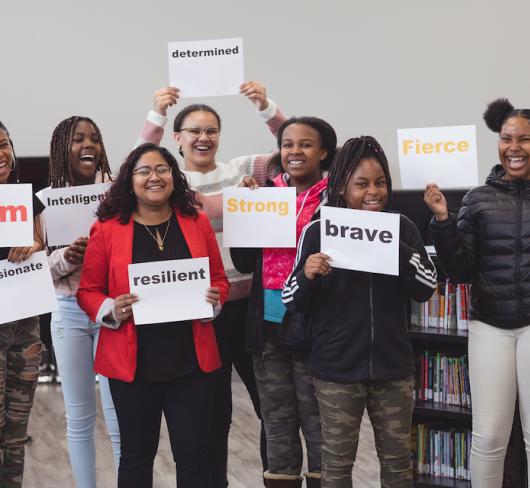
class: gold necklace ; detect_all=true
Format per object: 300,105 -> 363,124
137,216 -> 171,251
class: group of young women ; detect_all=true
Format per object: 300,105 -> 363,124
0,88 -> 529,488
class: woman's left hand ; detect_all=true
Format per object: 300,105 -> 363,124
240,81 -> 268,111
205,287 -> 220,306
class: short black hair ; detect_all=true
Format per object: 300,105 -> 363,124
268,116 -> 337,174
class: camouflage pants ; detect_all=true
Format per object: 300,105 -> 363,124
314,376 -> 414,488
253,332 -> 322,475
0,316 -> 41,488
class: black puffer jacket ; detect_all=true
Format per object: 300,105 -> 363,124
431,165 -> 530,329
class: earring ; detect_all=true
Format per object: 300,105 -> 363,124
9,156 -> 15,172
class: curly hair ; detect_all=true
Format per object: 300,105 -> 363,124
327,136 -> 392,208
97,143 -> 201,224
49,116 -> 112,188
483,98 -> 530,133
0,121 -> 18,183
268,116 -> 337,175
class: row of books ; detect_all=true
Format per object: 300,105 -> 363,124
414,351 -> 471,407
410,280 -> 471,330
412,424 -> 471,480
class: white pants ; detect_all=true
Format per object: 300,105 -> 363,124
469,320 -> 530,487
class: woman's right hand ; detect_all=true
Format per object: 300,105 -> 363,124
424,183 -> 449,221
112,294 -> 139,322
304,253 -> 332,280
154,87 -> 180,116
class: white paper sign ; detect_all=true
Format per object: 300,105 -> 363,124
320,207 -> 400,276
397,125 -> 478,189
168,37 -> 244,98
0,184 -> 34,247
129,257 -> 212,325
42,183 -> 110,247
0,251 -> 58,325
223,187 -> 297,248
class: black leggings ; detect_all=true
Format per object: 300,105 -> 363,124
212,299 -> 268,487
109,371 -> 216,488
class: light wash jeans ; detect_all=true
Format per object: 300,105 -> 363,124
468,320 -> 530,488
51,295 -> 120,488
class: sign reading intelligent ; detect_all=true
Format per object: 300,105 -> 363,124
397,125 -> 478,190
42,183 -> 110,247
168,37 -> 244,98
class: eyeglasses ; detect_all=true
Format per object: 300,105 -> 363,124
132,165 -> 173,178
179,127 -> 220,138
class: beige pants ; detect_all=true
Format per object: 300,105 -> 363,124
468,319 -> 530,488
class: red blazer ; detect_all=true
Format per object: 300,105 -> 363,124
77,209 -> 229,382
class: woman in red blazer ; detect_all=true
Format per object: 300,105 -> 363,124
77,143 -> 229,488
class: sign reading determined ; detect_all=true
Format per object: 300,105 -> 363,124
167,37 -> 244,98
128,257 -> 213,325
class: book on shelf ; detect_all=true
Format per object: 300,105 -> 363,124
414,351 -> 471,408
410,279 -> 470,331
413,423 -> 471,480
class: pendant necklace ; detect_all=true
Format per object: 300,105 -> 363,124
138,216 -> 171,251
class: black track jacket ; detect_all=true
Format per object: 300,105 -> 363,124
282,213 -> 436,384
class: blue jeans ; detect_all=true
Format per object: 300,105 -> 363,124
51,295 -> 120,488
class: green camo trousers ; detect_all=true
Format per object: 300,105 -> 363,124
0,316 -> 41,488
253,332 -> 322,475
314,376 -> 414,488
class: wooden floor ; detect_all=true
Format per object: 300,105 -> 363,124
24,377 -> 380,487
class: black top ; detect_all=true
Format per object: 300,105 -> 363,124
132,213 -> 198,381
431,164 -> 530,329
0,189 -> 45,261
283,214 -> 437,383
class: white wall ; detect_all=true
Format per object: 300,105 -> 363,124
2,0 -> 529,187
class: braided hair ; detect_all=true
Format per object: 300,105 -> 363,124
0,121 -> 18,183
483,98 -> 530,133
97,143 -> 201,224
328,136 -> 392,208
49,116 -> 112,188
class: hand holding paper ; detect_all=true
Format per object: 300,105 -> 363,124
154,86 -> 180,116
424,184 -> 449,221
240,81 -> 268,111
304,253 -> 332,280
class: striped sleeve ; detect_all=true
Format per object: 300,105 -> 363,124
134,110 -> 167,148
282,220 -> 320,311
399,216 -> 437,303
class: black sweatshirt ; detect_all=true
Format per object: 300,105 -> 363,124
282,213 -> 436,384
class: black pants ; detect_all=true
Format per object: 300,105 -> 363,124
109,371 -> 216,488
213,299 -> 268,487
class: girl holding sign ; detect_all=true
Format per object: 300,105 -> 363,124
0,121 -> 44,487
136,81 -> 285,484
231,116 -> 337,488
283,136 -> 436,488
44,116 -> 119,488
424,99 -> 530,488
77,143 -> 229,488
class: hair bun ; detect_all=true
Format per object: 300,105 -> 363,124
483,98 -> 515,133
